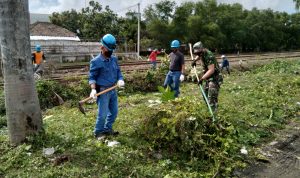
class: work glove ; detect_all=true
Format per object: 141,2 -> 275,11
117,80 -> 125,88
179,74 -> 185,82
198,78 -> 203,85
90,89 -> 97,99
191,61 -> 197,67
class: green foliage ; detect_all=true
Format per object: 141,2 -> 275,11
50,0 -> 118,40
0,78 -> 90,117
158,86 -> 175,102
35,78 -> 89,109
49,0 -> 300,52
253,60 -> 300,74
294,0 -> 300,10
144,0 -> 176,23
138,96 -> 240,174
137,60 -> 300,176
124,69 -> 166,93
0,116 -> 6,128
0,60 -> 299,177
0,91 -> 5,116
158,53 -> 170,71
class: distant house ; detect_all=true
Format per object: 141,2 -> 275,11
30,22 -> 80,42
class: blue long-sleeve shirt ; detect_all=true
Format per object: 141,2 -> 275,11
221,58 -> 229,67
89,53 -> 123,87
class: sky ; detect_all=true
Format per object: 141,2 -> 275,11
29,0 -> 298,15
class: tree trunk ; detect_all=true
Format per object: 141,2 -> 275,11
0,0 -> 42,145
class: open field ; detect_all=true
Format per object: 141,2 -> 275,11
0,59 -> 299,177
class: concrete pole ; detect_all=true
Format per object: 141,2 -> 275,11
137,3 -> 140,60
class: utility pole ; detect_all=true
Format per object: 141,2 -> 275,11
137,3 -> 140,60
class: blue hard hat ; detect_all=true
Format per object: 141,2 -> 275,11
171,40 -> 180,48
35,45 -> 41,52
100,34 -> 116,51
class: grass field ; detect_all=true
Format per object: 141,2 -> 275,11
0,59 -> 299,177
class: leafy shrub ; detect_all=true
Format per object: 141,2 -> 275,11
0,91 -> 5,116
137,97 -> 240,173
0,78 -> 90,114
35,78 -> 90,109
253,60 -> 300,74
124,69 -> 167,93
0,116 -> 6,128
157,86 -> 175,102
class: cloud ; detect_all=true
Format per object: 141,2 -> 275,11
29,0 -> 297,14
29,0 -> 85,14
218,0 -> 296,13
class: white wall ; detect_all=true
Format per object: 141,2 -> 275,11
30,41 -> 101,62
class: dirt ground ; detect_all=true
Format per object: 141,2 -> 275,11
236,114 -> 300,178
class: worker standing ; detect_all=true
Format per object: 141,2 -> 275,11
221,55 -> 230,75
163,40 -> 185,98
32,44 -> 46,74
148,48 -> 161,70
89,34 -> 125,140
191,41 -> 223,112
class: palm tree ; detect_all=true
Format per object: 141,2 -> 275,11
0,0 -> 42,145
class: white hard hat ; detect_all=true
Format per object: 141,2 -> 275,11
221,55 -> 225,58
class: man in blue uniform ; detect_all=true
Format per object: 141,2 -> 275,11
221,55 -> 230,75
89,34 -> 125,139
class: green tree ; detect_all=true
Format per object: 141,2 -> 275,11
49,0 -> 300,53
144,0 -> 176,48
50,10 -> 81,37
294,0 -> 300,9
172,2 -> 194,41
215,3 -> 246,52
185,0 -> 224,49
50,0 -> 118,40
117,11 -> 145,52
144,0 -> 176,23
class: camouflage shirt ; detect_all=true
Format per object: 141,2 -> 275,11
201,50 -> 220,80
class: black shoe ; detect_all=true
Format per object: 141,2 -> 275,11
94,132 -> 106,139
103,130 -> 119,136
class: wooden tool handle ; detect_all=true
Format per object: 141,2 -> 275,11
188,43 -> 200,82
95,85 -> 118,97
80,85 -> 118,103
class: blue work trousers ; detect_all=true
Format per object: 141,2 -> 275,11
163,71 -> 181,97
94,89 -> 118,134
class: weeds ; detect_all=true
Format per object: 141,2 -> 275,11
0,60 -> 299,177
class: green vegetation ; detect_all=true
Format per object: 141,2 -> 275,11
51,0 -> 300,52
124,69 -> 167,93
0,60 -> 299,177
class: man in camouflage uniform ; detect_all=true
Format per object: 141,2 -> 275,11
191,41 -> 222,112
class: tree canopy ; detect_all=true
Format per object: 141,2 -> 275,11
50,0 -> 300,53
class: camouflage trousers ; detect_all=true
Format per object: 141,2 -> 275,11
204,80 -> 220,112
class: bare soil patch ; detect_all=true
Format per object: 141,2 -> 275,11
238,118 -> 300,178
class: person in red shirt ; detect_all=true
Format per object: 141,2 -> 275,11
148,49 -> 160,70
